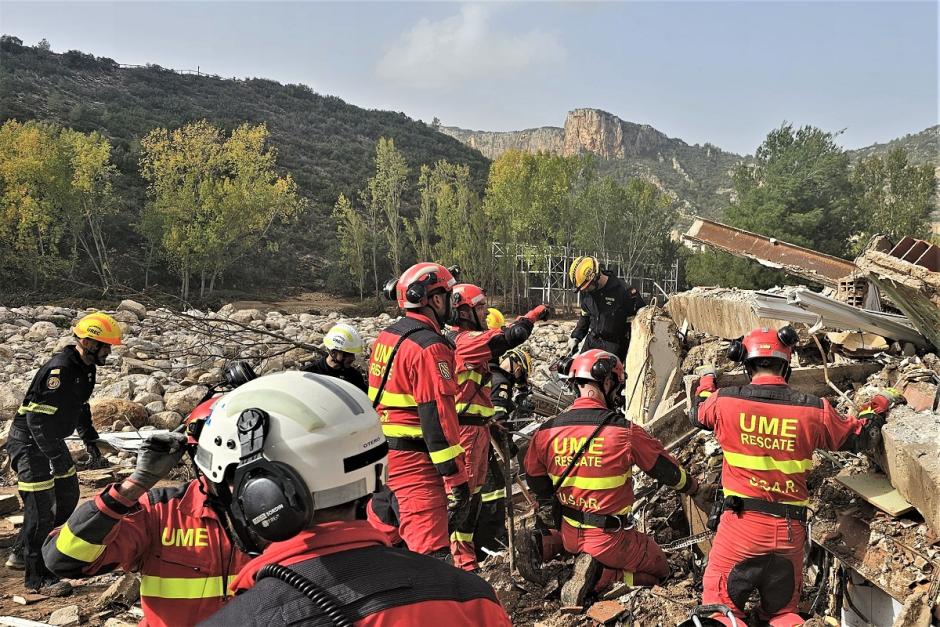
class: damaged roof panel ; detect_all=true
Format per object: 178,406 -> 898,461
683,217 -> 858,288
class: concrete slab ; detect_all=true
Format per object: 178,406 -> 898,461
835,472 -> 914,517
666,287 -> 792,340
877,406 -> 940,534
625,307 -> 681,425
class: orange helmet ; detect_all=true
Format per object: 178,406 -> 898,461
73,312 -> 122,345
394,262 -> 457,310
564,349 -> 625,385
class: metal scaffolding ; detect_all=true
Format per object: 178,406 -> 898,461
491,243 -> 679,312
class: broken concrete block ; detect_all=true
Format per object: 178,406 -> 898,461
95,573 -> 140,609
47,605 -> 81,627
0,493 -> 21,516
899,380 -> 937,413
586,600 -> 627,624
878,406 -> 940,535
80,469 -> 118,489
625,307 -> 681,425
665,287 -> 792,340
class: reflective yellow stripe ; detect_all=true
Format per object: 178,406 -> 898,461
450,531 -> 474,543
623,571 -> 634,586
17,402 -> 58,415
368,387 -> 417,408
723,452 -> 814,475
140,575 -> 232,599
381,424 -> 423,438
18,478 -> 54,492
698,391 -> 713,398
429,444 -> 463,464
669,468 -> 687,491
456,403 -> 495,417
859,408 -> 875,417
563,505 -> 632,529
54,466 -> 77,480
548,471 -> 631,490
480,489 -> 506,502
457,371 -> 484,385
721,488 -> 809,507
55,523 -> 105,563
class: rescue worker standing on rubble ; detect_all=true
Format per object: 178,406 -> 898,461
568,256 -> 645,361
365,262 -> 471,561
474,347 -> 533,559
517,349 -> 706,606
43,364 -> 258,627
300,322 -> 367,392
4,312 -> 120,595
690,326 -> 905,627
448,283 -> 548,570
197,371 -> 512,627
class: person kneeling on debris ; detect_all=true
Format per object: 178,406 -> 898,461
195,371 -> 512,627
516,349 -> 706,607
42,367 -> 259,627
300,322 -> 367,392
690,326 -> 905,627
6,312 -> 121,596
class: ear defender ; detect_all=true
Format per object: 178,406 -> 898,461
557,356 -> 574,377
382,278 -> 397,302
230,408 -> 315,543
590,356 -> 613,382
727,337 -> 746,362
777,325 -> 799,348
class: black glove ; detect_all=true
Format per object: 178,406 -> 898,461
85,441 -> 103,464
129,432 -> 188,490
447,483 -> 472,530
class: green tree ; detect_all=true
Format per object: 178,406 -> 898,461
852,148 -> 936,247
364,137 -> 409,279
333,193 -> 368,300
432,160 -> 489,285
139,120 -> 303,300
407,164 -> 436,261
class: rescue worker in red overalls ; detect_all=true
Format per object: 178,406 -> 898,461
197,371 -> 512,627
448,283 -> 548,570
365,262 -> 471,561
690,326 -> 904,627
518,349 -> 706,606
43,362 -> 257,627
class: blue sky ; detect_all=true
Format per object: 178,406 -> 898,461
1,1 -> 936,155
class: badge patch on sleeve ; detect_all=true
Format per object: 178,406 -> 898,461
437,361 -> 452,380
47,376 -> 61,390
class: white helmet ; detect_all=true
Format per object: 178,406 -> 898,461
323,323 -> 364,355
195,371 -> 387,548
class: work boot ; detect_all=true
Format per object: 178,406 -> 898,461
513,528 -> 546,585
4,550 -> 24,571
29,578 -> 73,597
561,553 -> 603,607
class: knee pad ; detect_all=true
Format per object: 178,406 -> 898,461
727,554 -> 794,614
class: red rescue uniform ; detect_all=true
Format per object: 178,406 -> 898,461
366,312 -> 467,555
692,373 -> 873,627
43,479 -> 251,627
198,520 -> 511,627
525,397 -> 695,587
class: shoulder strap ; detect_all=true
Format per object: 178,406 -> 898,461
551,410 -> 619,495
371,324 -> 426,409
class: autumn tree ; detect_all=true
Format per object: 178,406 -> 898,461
139,120 -> 303,300
332,193 -> 368,300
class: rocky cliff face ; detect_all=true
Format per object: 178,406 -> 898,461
440,108 -> 696,160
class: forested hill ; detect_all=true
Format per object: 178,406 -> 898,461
0,39 -> 490,292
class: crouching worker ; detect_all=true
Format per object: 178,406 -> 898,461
690,326 -> 904,627
516,349 -> 707,606
196,371 -> 511,626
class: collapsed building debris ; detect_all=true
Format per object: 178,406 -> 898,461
665,287 -> 795,339
624,306 -> 681,425
683,218 -> 859,289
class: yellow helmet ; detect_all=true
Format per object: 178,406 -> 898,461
73,312 -> 122,346
505,347 -> 533,376
569,256 -> 600,291
486,308 -> 506,330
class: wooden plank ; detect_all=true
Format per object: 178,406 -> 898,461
836,472 -> 915,517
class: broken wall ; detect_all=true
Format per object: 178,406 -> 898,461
624,306 -> 681,425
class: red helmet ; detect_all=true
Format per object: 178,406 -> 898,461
452,284 -> 486,309
565,349 -> 625,385
184,396 -> 220,445
729,327 -> 798,364
395,262 -> 457,310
